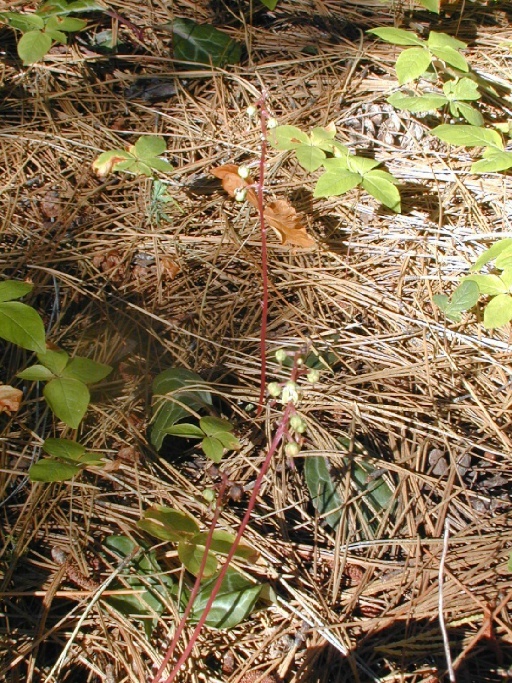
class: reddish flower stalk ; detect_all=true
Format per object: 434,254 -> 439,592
156,401 -> 295,683
255,92 -> 270,415
150,477 -> 228,683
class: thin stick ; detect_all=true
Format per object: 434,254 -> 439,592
439,518 -> 456,683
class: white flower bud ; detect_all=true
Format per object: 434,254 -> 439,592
267,117 -> 278,129
234,187 -> 247,202
306,369 -> 320,383
289,414 -> 306,434
246,104 -> 257,118
275,349 -> 287,364
238,165 -> 250,179
285,442 -> 300,457
267,382 -> 281,398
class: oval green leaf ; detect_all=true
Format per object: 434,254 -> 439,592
17,364 -> 56,381
43,437 -> 86,459
43,377 -> 90,428
170,17 -> 242,67
313,170 -> 361,198
367,27 -> 424,46
37,348 -> 69,375
395,47 -> 432,85
362,172 -> 401,212
0,301 -> 46,352
190,568 -> 263,629
0,280 -> 33,303
29,459 -> 81,482
304,455 -> 343,530
62,356 -> 112,384
178,539 -> 218,577
137,505 -> 199,542
483,293 -> 512,329
201,436 -> 224,462
432,124 -> 503,149
18,29 -> 52,64
268,125 -> 310,150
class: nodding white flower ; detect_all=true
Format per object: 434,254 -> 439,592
234,187 -> 247,202
246,104 -> 257,118
306,369 -> 320,383
275,349 -> 288,364
281,381 -> 300,405
238,165 -> 250,179
267,117 -> 278,129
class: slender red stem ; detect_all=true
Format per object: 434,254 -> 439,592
150,477 -> 227,683
159,402 -> 294,683
256,93 -> 270,415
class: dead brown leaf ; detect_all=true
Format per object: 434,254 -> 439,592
211,164 -> 258,208
0,385 -> 23,415
264,199 -> 316,248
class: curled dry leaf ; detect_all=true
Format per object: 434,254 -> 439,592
211,164 -> 258,207
0,385 -> 23,415
264,199 -> 316,248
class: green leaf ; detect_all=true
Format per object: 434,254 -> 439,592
347,156 -> 381,175
199,416 -> 234,436
164,423 -> 204,438
431,124 -> 503,149
449,279 -> 480,310
62,357 -> 112,384
0,12 -> 45,31
495,249 -> 512,270
268,125 -> 310,150
417,0 -> 440,12
427,31 -> 466,51
471,151 -> 512,173
464,274 -> 509,295
134,136 -> 167,158
17,365 -> 56,381
104,535 -> 176,638
444,77 -> 480,101
29,459 -> 81,482
430,45 -> 468,71
367,28 -> 424,47
309,125 -> 337,148
190,568 -> 263,629
0,280 -> 33,302
137,505 -> 199,542
453,102 -> 484,126
214,431 -> 241,450
151,368 -> 212,451
170,17 -> 242,67
42,438 -> 86,459
387,92 -> 447,113
295,145 -> 326,172
258,0 -> 278,8
43,377 -> 90,428
17,29 -> 52,64
483,293 -> 512,328
362,171 -> 401,212
65,0 -> 104,11
190,530 -> 258,562
37,348 -> 69,375
178,539 -> 218,577
396,47 -> 432,84
313,170 -> 361,198
0,302 -> 46,352
147,158 -> 173,174
45,15 -> 87,32
472,239 -> 512,271
304,455 -> 343,530
433,293 -> 450,313
201,436 -> 224,462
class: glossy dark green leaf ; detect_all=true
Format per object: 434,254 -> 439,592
304,455 -> 343,530
190,568 -> 263,629
170,18 -> 242,67
151,368 -> 212,451
178,538 -> 218,577
137,505 -> 200,542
